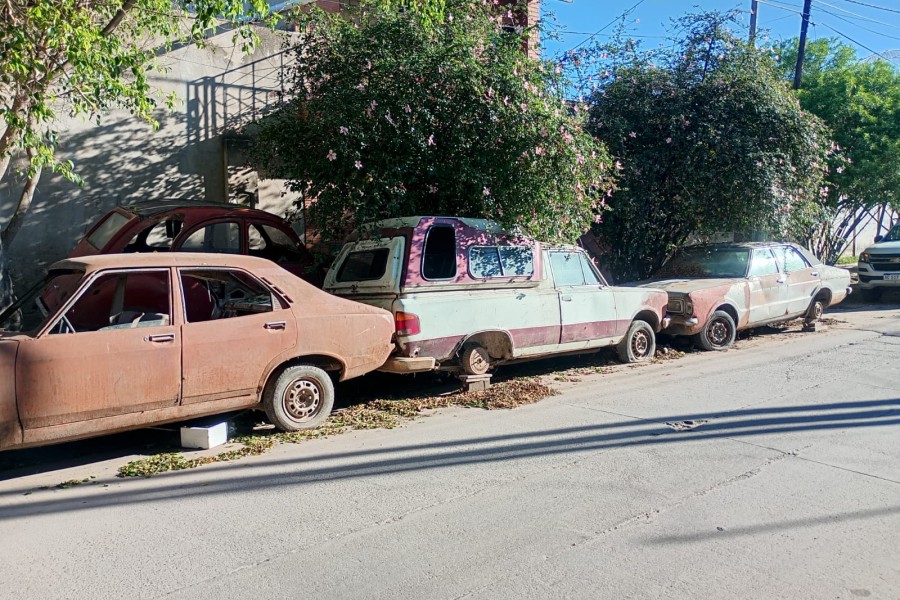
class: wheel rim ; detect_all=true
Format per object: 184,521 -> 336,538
707,318 -> 731,347
813,302 -> 824,320
631,329 -> 651,359
282,378 -> 322,423
466,349 -> 489,375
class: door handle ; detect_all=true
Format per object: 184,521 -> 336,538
776,278 -> 786,284
561,295 -> 572,302
811,271 -> 819,277
147,334 -> 175,343
264,321 -> 287,330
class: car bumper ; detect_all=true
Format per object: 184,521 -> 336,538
662,315 -> 702,336
856,271 -> 900,288
377,356 -> 437,374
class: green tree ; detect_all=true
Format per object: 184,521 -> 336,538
0,0 -> 276,313
775,38 -> 900,262
581,12 -> 834,281
247,0 -> 612,245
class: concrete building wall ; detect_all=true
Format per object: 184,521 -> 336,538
0,27 -> 300,290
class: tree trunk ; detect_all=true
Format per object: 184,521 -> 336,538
1,160 -> 42,248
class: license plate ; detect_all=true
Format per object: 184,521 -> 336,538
886,273 -> 900,281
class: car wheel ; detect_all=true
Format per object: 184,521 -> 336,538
617,320 -> 656,363
860,287 -> 883,302
697,310 -> 736,351
264,365 -> 335,431
807,297 -> 826,321
460,345 -> 491,376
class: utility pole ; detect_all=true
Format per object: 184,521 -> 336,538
793,0 -> 813,89
749,0 -> 759,45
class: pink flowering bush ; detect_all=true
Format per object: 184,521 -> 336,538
247,0 -> 612,244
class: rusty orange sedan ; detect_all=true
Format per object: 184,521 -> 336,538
0,254 -> 394,451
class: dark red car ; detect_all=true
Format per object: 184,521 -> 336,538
72,201 -> 318,282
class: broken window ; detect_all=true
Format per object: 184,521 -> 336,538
179,222 -> 241,254
52,270 -> 171,333
181,269 -> 275,323
422,225 -> 457,280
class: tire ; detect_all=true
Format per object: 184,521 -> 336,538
807,297 -> 826,321
460,345 -> 491,376
860,287 -> 883,302
696,310 -> 736,351
617,320 -> 656,363
263,365 -> 335,431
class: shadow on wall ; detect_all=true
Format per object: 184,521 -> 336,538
0,112 -> 216,289
0,47 -> 294,291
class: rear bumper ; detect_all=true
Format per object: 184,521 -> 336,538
377,356 -> 437,374
662,315 -> 701,336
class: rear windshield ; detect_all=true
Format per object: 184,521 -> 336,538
87,211 -> 132,250
337,249 -> 390,282
656,247 -> 751,279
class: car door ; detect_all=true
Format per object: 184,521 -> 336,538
774,245 -> 820,316
746,248 -> 787,324
14,269 -> 181,433
178,268 -> 297,405
549,250 -> 618,349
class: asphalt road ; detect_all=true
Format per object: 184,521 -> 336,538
1,299 -> 899,600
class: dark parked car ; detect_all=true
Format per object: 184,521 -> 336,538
71,201 -> 319,283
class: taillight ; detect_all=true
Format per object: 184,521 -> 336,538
395,311 -> 421,336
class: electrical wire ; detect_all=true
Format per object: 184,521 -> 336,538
818,21 -> 900,62
834,0 -> 900,15
565,0 -> 649,53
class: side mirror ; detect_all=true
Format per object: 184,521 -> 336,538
874,235 -> 884,243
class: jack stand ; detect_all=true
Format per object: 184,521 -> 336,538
458,373 -> 492,392
801,320 -> 817,332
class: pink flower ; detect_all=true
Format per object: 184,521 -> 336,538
483,186 -> 491,196
836,166 -> 844,173
354,161 -> 363,169
665,137 -> 672,144
326,150 -> 337,161
629,131 -> 637,138
427,134 -> 436,146
534,146 -> 545,156
339,126 -> 349,135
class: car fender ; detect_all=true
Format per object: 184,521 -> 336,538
0,340 -> 22,450
256,349 -> 348,397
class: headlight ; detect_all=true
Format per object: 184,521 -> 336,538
685,300 -> 694,315
859,252 -> 871,263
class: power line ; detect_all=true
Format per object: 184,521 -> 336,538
817,7 -> 900,42
834,0 -> 900,15
814,0 -> 900,31
566,0 -> 649,53
819,21 -> 900,63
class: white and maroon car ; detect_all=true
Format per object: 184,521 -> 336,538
324,217 -> 670,374
631,242 -> 852,350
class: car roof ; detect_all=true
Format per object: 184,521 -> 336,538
681,241 -> 795,250
50,253 -> 280,274
116,200 -> 279,219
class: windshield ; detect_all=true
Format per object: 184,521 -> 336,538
884,225 -> 900,242
0,270 -> 84,333
655,247 -> 751,279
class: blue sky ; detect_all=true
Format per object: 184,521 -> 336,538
540,0 -> 900,64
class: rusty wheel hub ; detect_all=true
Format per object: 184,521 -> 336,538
707,319 -> 729,346
282,378 -> 322,423
631,329 -> 650,358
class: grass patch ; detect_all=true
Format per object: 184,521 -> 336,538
116,379 -> 556,478
836,255 -> 857,265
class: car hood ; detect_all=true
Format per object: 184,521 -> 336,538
627,278 -> 739,294
863,240 -> 900,254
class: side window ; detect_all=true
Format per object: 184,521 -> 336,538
179,222 -> 241,254
469,247 -> 503,278
578,254 -> 601,285
180,269 -> 275,323
248,223 -> 306,263
125,219 -> 182,253
748,249 -> 779,277
54,270 -> 171,333
422,225 -> 457,280
550,252 -> 586,287
780,247 -> 810,273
